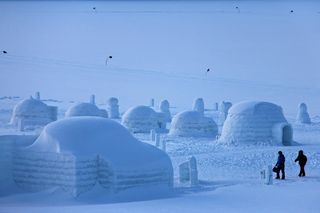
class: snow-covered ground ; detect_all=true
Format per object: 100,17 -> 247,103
1,0 -> 320,212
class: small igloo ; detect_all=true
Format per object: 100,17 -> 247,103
14,117 -> 173,197
219,101 -> 293,146
296,103 -> 311,124
65,95 -> 107,118
122,105 -> 158,133
192,98 -> 205,116
169,110 -> 218,138
159,99 -> 171,123
107,97 -> 120,119
10,96 -> 57,130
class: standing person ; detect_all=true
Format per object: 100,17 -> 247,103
275,151 -> 285,179
295,150 -> 307,177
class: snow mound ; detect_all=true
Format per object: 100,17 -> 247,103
159,99 -> 171,123
121,105 -> 158,133
192,98 -> 204,116
10,97 -> 57,129
107,97 -> 120,119
65,102 -> 107,118
169,110 -> 218,138
296,103 -> 311,124
13,117 -> 173,197
219,101 -> 293,146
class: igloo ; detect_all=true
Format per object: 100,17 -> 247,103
219,101 -> 293,146
192,98 -> 205,116
159,99 -> 171,123
296,103 -> 311,124
107,97 -> 120,119
10,96 -> 57,130
122,105 -> 159,133
169,110 -> 218,138
13,117 -> 173,197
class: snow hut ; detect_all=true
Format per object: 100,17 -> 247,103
107,97 -> 120,119
65,102 -> 107,118
14,117 -> 173,197
192,98 -> 205,116
159,99 -> 171,123
169,110 -> 218,138
296,103 -> 311,124
122,105 -> 159,133
10,97 -> 57,130
219,101 -> 293,146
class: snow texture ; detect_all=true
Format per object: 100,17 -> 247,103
296,103 -> 311,124
12,117 -> 173,197
121,105 -> 158,133
10,97 -> 57,130
169,110 -> 218,138
219,101 -> 292,146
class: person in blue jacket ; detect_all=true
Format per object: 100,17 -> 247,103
275,151 -> 285,179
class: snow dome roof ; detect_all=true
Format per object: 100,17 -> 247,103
65,102 -> 102,117
12,97 -> 49,115
29,117 -> 172,169
169,110 -> 218,137
228,101 -> 284,116
123,105 -> 156,120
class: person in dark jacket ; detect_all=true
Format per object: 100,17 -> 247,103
275,151 -> 285,179
295,150 -> 307,177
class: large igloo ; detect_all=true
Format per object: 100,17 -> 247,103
10,97 -> 57,130
122,105 -> 159,133
13,117 -> 173,197
296,103 -> 311,124
169,110 -> 218,138
218,101 -> 293,146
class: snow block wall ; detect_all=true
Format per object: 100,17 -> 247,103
169,110 -> 218,138
219,101 -> 293,146
11,117 -> 173,197
296,103 -> 311,124
0,135 -> 38,191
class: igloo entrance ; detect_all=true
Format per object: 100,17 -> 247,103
282,125 -> 292,146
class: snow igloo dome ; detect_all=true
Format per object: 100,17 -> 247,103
10,97 -> 57,127
218,101 -> 293,146
122,105 -> 158,133
169,110 -> 218,138
20,117 -> 173,197
65,102 -> 107,118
